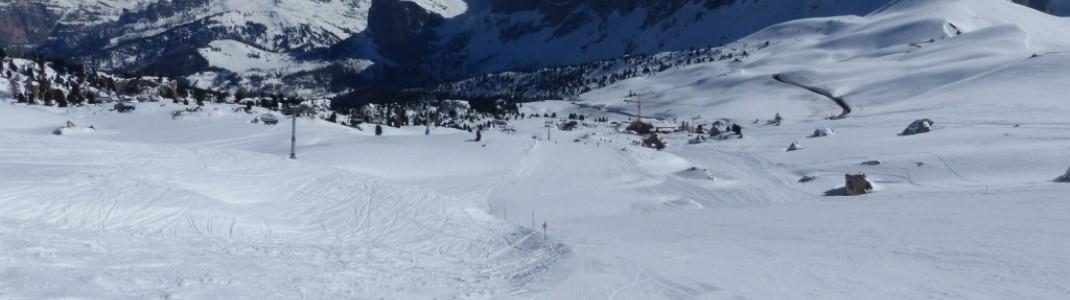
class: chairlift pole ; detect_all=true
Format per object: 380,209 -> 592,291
544,121 -> 552,141
289,112 -> 297,159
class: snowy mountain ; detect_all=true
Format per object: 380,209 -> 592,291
417,0 -> 890,78
2,0 -> 1070,298
432,0 -> 1070,103
10,0 -> 1061,97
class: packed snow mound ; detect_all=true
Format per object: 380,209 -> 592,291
671,167 -> 717,181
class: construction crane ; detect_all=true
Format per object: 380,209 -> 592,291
623,91 -> 647,133
623,91 -> 707,133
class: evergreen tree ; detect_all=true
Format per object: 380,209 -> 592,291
56,92 -> 68,107
67,93 -> 80,106
194,88 -> 207,106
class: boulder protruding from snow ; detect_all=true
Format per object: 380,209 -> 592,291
786,141 -> 803,152
860,160 -> 882,166
114,102 -> 136,113
260,113 -> 279,125
901,119 -> 934,136
1057,167 -> 1070,182
845,173 -> 874,196
810,128 -> 835,138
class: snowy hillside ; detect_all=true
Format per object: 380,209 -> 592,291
111,0 -> 370,51
579,0 -> 1070,120
17,0 -> 465,94
425,0 -> 893,77
2,0 -> 1070,298
9,0 -> 152,24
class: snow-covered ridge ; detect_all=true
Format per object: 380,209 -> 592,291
109,0 -> 371,51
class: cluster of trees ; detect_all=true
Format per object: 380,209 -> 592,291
566,113 -> 587,121
341,100 -> 516,130
0,51 -> 252,108
0,50 -> 334,118
4,55 -> 95,107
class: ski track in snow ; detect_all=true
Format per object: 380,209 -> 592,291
0,128 -> 567,298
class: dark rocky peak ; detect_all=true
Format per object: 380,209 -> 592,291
490,0 -> 744,35
367,0 -> 444,64
1013,0 -> 1054,13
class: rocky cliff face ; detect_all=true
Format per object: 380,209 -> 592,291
367,0 -> 443,65
0,1 -> 58,48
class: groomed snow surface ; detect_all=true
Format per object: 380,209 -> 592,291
3,0 -> 1070,298
0,104 -> 567,299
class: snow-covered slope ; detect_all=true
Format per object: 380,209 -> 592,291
0,103 -> 565,298
579,0 -> 1070,120
112,0 -> 369,52
2,0 -> 1070,298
